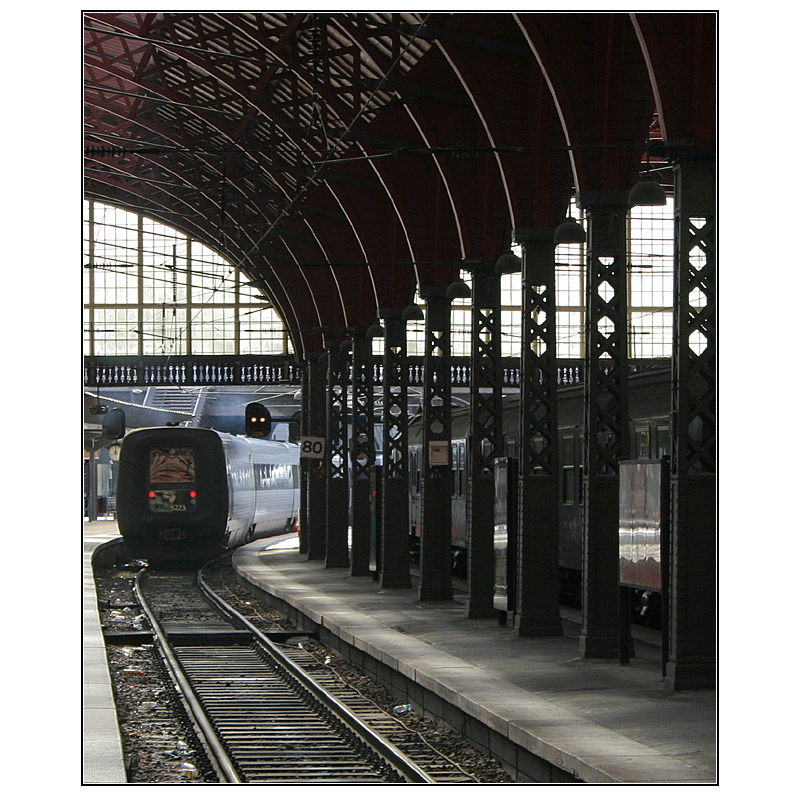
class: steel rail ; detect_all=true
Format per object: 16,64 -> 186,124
132,569 -> 243,783
197,561 -> 437,784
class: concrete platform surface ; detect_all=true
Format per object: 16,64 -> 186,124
233,540 -> 717,785
83,528 -> 127,783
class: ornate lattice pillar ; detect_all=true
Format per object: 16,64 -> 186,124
464,261 -> 503,618
298,362 -> 310,555
325,342 -> 350,567
514,228 -> 563,636
349,332 -> 375,576
418,287 -> 453,602
667,147 -> 716,690
576,191 -> 631,658
304,356 -> 327,560
379,308 -> 412,588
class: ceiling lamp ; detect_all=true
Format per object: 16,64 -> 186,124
553,216 -> 586,244
495,251 -> 522,274
628,174 -> 667,207
366,320 -> 385,338
629,147 -> 667,207
401,303 -> 424,322
446,278 -> 471,300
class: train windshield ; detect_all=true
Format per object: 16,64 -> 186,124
149,447 -> 196,483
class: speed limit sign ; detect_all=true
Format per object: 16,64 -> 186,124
299,436 -> 326,458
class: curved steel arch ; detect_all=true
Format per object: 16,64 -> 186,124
85,12 -> 716,358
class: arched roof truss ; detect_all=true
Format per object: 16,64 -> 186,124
84,11 -> 716,359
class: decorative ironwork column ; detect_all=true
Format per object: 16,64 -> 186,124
418,287 -> 453,602
349,331 -> 375,576
464,261 -> 503,618
514,228 -> 563,636
298,361 -> 309,555
379,308 -> 412,588
304,356 -> 327,560
667,147 -> 716,690
576,191 -> 631,658
325,342 -> 350,568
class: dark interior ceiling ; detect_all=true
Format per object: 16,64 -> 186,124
84,11 -> 716,360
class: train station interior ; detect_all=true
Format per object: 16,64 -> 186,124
66,8 -> 792,787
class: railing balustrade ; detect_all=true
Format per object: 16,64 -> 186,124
85,355 -> 667,389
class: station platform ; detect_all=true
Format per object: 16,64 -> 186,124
82,519 -> 127,783
83,520 -> 717,785
232,539 -> 718,785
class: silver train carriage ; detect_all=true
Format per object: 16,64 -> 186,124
116,427 -> 300,561
407,365 -> 672,607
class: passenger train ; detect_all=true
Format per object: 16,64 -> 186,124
407,365 -> 672,619
116,427 -> 300,562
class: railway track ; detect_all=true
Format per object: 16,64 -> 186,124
133,564 -> 478,784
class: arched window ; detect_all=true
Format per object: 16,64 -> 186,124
83,200 -> 293,357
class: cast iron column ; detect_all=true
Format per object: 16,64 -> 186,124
418,287 -> 454,601
667,147 -> 716,690
577,191 -> 631,658
514,228 -> 563,636
304,356 -> 327,560
350,332 -> 375,576
464,261 -> 503,618
298,362 -> 309,555
325,342 -> 350,567
379,308 -> 412,588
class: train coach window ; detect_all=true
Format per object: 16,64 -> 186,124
562,467 -> 576,504
635,428 -> 651,459
149,448 -> 196,483
505,434 -> 519,459
657,427 -> 670,459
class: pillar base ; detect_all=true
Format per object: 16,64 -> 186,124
515,614 -> 563,638
419,586 -> 454,602
379,575 -> 413,590
579,632 -> 618,658
465,603 -> 496,620
665,660 -> 716,692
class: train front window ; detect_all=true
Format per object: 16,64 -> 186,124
149,447 -> 196,483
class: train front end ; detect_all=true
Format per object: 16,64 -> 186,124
116,427 -> 229,562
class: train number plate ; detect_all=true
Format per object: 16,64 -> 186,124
149,489 -> 196,513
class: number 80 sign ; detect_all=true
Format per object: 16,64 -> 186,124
299,436 -> 325,458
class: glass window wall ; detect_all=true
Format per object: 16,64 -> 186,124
83,200 -> 293,357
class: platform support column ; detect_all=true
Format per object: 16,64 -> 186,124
325,343 -> 350,568
418,287 -> 454,602
576,191 -> 631,658
514,228 -> 563,636
298,361 -> 309,555
379,309 -> 412,588
464,260 -> 503,618
350,332 -> 375,576
666,147 -> 716,690
304,356 -> 327,560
